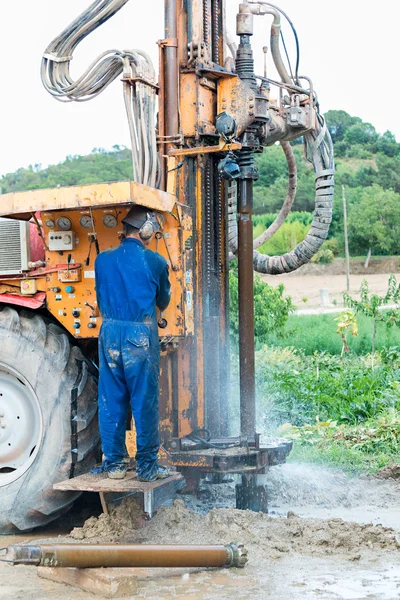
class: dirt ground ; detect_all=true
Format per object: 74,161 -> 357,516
1,464 -> 399,599
260,272 -> 397,310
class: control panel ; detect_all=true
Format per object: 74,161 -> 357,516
41,206 -> 193,340
48,231 -> 76,251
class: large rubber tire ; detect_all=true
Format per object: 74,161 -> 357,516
0,307 -> 99,533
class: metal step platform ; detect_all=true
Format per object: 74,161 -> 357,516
54,471 -> 185,518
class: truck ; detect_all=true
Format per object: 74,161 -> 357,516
0,0 -> 334,532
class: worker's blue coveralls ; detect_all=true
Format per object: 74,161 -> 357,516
94,238 -> 171,479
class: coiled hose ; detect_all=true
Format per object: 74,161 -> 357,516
253,116 -> 334,273
41,0 -> 157,187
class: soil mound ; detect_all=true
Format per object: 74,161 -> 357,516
70,499 -> 400,561
375,463 -> 400,480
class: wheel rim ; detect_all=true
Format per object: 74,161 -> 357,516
0,362 -> 43,487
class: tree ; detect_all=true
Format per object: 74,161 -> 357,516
344,122 -> 377,147
255,144 -> 289,188
324,110 -> 361,143
344,276 -> 400,367
376,131 -> 399,157
347,185 -> 400,257
375,153 -> 400,193
335,310 -> 358,358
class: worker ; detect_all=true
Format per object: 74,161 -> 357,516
92,205 -> 171,480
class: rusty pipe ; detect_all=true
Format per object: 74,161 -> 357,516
237,176 -> 256,438
2,543 -> 248,569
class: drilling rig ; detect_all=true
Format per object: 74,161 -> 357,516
0,0 -> 334,532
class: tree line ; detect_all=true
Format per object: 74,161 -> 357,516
1,110 -> 399,259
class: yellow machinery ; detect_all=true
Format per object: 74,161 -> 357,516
0,0 -> 334,531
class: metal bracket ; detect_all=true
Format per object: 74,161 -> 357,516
169,140 -> 242,157
158,38 -> 178,48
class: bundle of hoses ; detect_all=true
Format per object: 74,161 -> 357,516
41,0 -> 157,187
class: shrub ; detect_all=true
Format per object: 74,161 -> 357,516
322,237 -> 340,255
255,347 -> 400,428
255,221 -> 309,256
311,249 -> 334,264
229,264 -> 294,346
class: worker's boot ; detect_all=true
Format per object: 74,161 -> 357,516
138,464 -> 170,482
107,464 -> 127,479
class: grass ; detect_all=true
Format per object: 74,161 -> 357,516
288,443 -> 396,474
264,312 -> 400,355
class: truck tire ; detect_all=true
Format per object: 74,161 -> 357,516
0,307 -> 99,533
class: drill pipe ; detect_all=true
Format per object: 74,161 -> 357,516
164,0 -> 179,140
1,543 -> 248,569
237,177 -> 256,438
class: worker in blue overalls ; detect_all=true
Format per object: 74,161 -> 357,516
92,205 -> 171,480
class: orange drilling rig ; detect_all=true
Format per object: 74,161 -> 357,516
0,0 -> 334,532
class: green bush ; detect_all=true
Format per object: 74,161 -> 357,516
322,237 -> 340,255
311,248 -> 335,264
229,264 -> 293,347
253,220 -> 309,256
255,347 -> 400,428
345,144 -> 373,159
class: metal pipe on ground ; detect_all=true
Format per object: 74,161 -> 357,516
1,543 -> 248,569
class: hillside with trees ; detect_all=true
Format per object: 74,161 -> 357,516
1,110 -> 399,261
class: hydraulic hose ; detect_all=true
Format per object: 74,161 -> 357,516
41,0 -> 157,187
252,115 -> 334,274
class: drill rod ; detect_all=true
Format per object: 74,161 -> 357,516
237,177 -> 256,437
2,543 -> 248,569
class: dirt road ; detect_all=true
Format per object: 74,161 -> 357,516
260,272 -> 396,309
1,464 -> 399,599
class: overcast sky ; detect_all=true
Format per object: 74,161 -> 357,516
0,0 -> 399,176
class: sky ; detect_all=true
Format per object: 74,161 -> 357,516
0,0 -> 399,176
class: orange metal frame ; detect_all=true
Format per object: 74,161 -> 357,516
0,0 -> 234,445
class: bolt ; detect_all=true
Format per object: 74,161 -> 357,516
1,422 -> 6,429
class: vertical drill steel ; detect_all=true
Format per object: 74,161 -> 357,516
164,0 -> 179,140
237,175 -> 256,437
235,33 -> 258,438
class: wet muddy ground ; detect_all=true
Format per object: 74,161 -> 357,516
1,463 -> 399,599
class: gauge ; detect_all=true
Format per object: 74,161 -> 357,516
80,215 -> 94,229
45,219 -> 55,229
56,216 -> 72,231
103,214 -> 118,228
